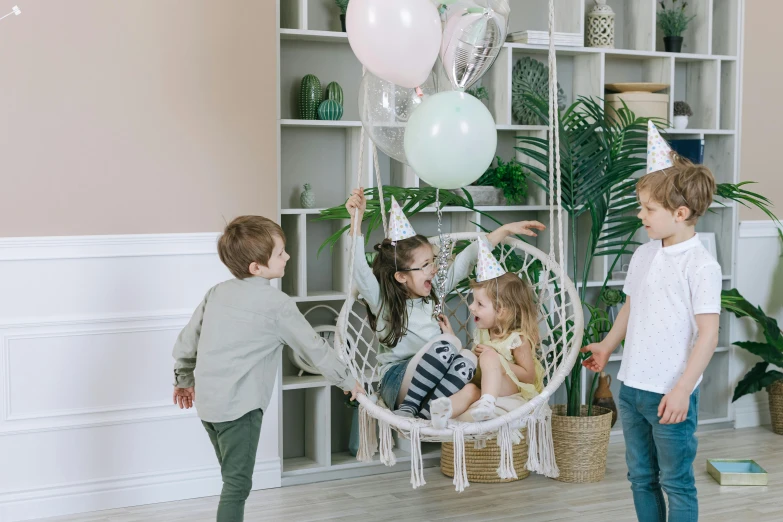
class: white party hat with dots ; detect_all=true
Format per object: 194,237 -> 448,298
388,196 -> 416,242
475,235 -> 506,282
647,120 -> 674,173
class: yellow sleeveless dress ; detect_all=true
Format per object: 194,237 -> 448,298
472,329 -> 545,401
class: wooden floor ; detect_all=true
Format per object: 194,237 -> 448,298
41,427 -> 782,522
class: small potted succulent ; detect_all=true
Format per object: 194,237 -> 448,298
657,0 -> 695,53
673,101 -> 693,129
335,0 -> 349,32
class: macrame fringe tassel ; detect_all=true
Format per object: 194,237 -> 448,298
409,424 -> 426,489
356,405 -> 378,462
452,427 -> 469,492
496,424 -> 518,480
525,403 -> 560,478
379,419 -> 396,466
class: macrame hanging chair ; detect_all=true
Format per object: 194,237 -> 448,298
334,0 -> 584,491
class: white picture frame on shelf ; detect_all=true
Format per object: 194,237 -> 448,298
699,232 -> 718,260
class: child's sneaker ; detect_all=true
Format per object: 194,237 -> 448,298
471,394 -> 497,422
430,397 -> 453,429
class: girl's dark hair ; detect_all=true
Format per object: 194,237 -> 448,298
367,234 -> 435,347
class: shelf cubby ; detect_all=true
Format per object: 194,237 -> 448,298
711,0 -> 742,57
696,204 -> 734,268
282,386 -> 330,473
655,0 -> 712,55
703,134 -> 735,184
508,0 -> 584,35
673,58 -> 719,129
603,0 -> 656,51
604,54 -> 672,102
280,39 -> 362,121
719,60 -> 738,130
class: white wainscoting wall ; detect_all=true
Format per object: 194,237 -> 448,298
732,221 -> 783,429
0,234 -> 281,522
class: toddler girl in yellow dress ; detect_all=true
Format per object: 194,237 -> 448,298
430,236 -> 544,427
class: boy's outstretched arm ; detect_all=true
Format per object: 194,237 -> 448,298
658,313 -> 719,424
277,299 -> 362,397
172,289 -> 212,408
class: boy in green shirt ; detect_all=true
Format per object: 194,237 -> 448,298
172,215 -> 362,522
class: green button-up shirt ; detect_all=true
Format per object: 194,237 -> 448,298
172,276 -> 356,423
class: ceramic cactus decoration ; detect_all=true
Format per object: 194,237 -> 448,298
317,99 -> 343,121
325,81 -> 344,106
299,74 -> 322,120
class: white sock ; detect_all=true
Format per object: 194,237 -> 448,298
472,394 -> 497,422
430,397 -> 453,429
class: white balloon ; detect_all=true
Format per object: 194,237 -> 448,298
358,70 -> 438,164
404,91 -> 498,189
346,0 -> 443,89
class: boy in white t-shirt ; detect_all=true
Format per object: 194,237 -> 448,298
582,122 -> 721,522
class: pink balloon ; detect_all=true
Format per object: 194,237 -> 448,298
346,0 -> 442,89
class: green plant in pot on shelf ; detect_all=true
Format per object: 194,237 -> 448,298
658,0 -> 696,53
723,288 -> 783,435
453,156 -> 528,207
335,0 -> 349,32
673,101 -> 693,130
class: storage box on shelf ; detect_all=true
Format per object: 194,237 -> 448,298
277,0 -> 744,485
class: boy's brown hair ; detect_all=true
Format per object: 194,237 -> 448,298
470,272 -> 540,347
636,154 -> 716,225
217,216 -> 285,279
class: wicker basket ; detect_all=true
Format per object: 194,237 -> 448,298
440,428 -> 530,483
768,381 -> 783,435
551,405 -> 613,483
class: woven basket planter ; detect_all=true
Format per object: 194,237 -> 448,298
440,428 -> 530,483
768,381 -> 783,435
552,405 -> 612,483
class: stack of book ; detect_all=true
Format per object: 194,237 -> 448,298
507,30 -> 583,46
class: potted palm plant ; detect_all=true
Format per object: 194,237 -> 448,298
723,288 -> 783,435
658,0 -> 695,53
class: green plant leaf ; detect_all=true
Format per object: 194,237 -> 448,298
732,362 -> 783,402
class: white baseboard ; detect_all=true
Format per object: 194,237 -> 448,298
734,397 -> 771,429
0,458 -> 281,522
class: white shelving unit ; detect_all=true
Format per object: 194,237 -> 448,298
276,0 -> 744,484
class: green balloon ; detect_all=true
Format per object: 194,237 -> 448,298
404,91 -> 497,189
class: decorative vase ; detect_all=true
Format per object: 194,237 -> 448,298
664,35 -> 683,53
300,183 -> 315,208
673,115 -> 689,129
348,408 -> 360,456
325,81 -> 344,106
317,99 -> 343,121
552,405 -> 613,483
592,373 -> 618,428
586,0 -> 615,49
340,14 -> 346,32
299,74 -> 322,120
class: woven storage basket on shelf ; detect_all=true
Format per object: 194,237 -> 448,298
440,428 -> 530,483
768,381 -> 783,435
551,405 -> 612,483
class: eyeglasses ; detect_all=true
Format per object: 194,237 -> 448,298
398,258 -> 436,273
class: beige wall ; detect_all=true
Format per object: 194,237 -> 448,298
740,1 -> 782,220
0,1 -> 277,237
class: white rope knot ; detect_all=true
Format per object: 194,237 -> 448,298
357,404 -> 378,462
379,419 -> 396,467
496,423 -> 518,480
451,424 -> 469,492
525,401 -> 560,478
409,421 -> 426,489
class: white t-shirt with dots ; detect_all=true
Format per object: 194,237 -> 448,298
619,233 -> 722,394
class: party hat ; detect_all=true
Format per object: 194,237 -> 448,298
646,120 -> 674,173
388,196 -> 416,242
475,235 -> 506,282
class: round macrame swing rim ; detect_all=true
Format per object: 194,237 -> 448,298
336,232 -> 584,440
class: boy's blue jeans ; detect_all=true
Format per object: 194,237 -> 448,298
618,383 -> 699,522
